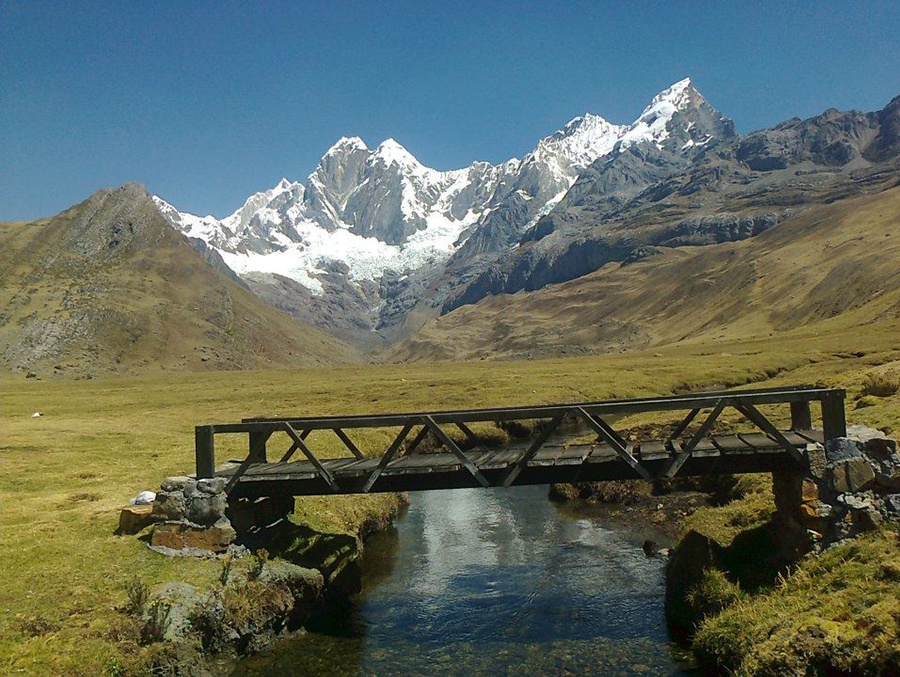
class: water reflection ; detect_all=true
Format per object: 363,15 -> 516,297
232,486 -> 695,676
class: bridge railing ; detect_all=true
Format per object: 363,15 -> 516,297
194,385 -> 846,494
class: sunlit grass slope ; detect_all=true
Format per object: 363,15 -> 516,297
0,184 -> 359,378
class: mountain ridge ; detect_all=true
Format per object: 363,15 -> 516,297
154,77 -> 731,344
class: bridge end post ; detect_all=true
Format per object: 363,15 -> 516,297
790,400 -> 812,431
195,425 -> 215,479
821,390 -> 847,443
248,430 -> 270,464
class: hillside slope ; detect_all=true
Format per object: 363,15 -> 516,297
0,183 -> 360,377
389,182 -> 900,362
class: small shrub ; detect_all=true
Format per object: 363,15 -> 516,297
222,580 -> 293,632
124,577 -> 150,616
248,548 -> 268,581
686,568 -> 745,619
861,371 -> 900,398
219,554 -> 234,587
140,600 -> 171,645
187,592 -> 228,653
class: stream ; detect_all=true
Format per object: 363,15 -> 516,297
232,485 -> 696,676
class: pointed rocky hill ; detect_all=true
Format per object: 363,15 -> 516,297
0,183 -> 360,377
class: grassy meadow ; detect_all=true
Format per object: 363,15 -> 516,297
3,319 -> 900,674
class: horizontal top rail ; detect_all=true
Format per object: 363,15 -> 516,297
203,386 -> 844,434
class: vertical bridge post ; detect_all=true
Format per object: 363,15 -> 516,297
248,430 -> 270,464
790,400 -> 812,431
820,390 -> 847,443
195,425 -> 215,479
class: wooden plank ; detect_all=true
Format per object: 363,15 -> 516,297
586,444 -> 617,463
639,440 -> 669,461
196,426 -> 215,479
796,430 -> 825,444
738,432 -> 781,450
231,385 -> 833,431
711,434 -> 755,453
821,390 -> 847,442
527,445 -> 567,466
322,458 -> 363,472
476,448 -> 512,468
554,444 -> 593,466
333,459 -> 380,477
790,401 -> 812,430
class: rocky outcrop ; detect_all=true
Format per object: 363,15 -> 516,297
150,477 -> 237,554
772,426 -> 900,556
146,556 -> 324,657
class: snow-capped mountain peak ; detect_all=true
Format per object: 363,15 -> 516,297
373,138 -> 419,166
153,76 -> 734,337
617,77 -> 724,151
325,136 -> 369,156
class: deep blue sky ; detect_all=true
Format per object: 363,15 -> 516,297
2,1 -> 899,221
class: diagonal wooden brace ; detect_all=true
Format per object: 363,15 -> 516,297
422,415 -> 490,488
669,408 -> 700,441
280,428 -> 312,463
576,407 -> 652,480
661,399 -> 726,478
333,428 -> 364,460
362,423 -> 414,493
733,401 -> 805,465
223,454 -> 256,496
405,426 -> 430,455
283,423 -> 339,493
501,411 -> 566,487
455,421 -> 478,444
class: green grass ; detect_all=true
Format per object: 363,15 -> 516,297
3,325 -> 900,674
692,526 -> 900,676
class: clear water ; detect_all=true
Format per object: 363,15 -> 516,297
232,485 -> 696,676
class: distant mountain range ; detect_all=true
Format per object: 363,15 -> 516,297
4,79 -> 900,375
154,78 -> 736,345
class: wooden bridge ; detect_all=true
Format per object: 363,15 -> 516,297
196,386 -> 846,498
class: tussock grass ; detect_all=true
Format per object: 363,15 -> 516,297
860,370 -> 900,398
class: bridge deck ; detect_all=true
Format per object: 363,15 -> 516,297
217,429 -> 824,497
